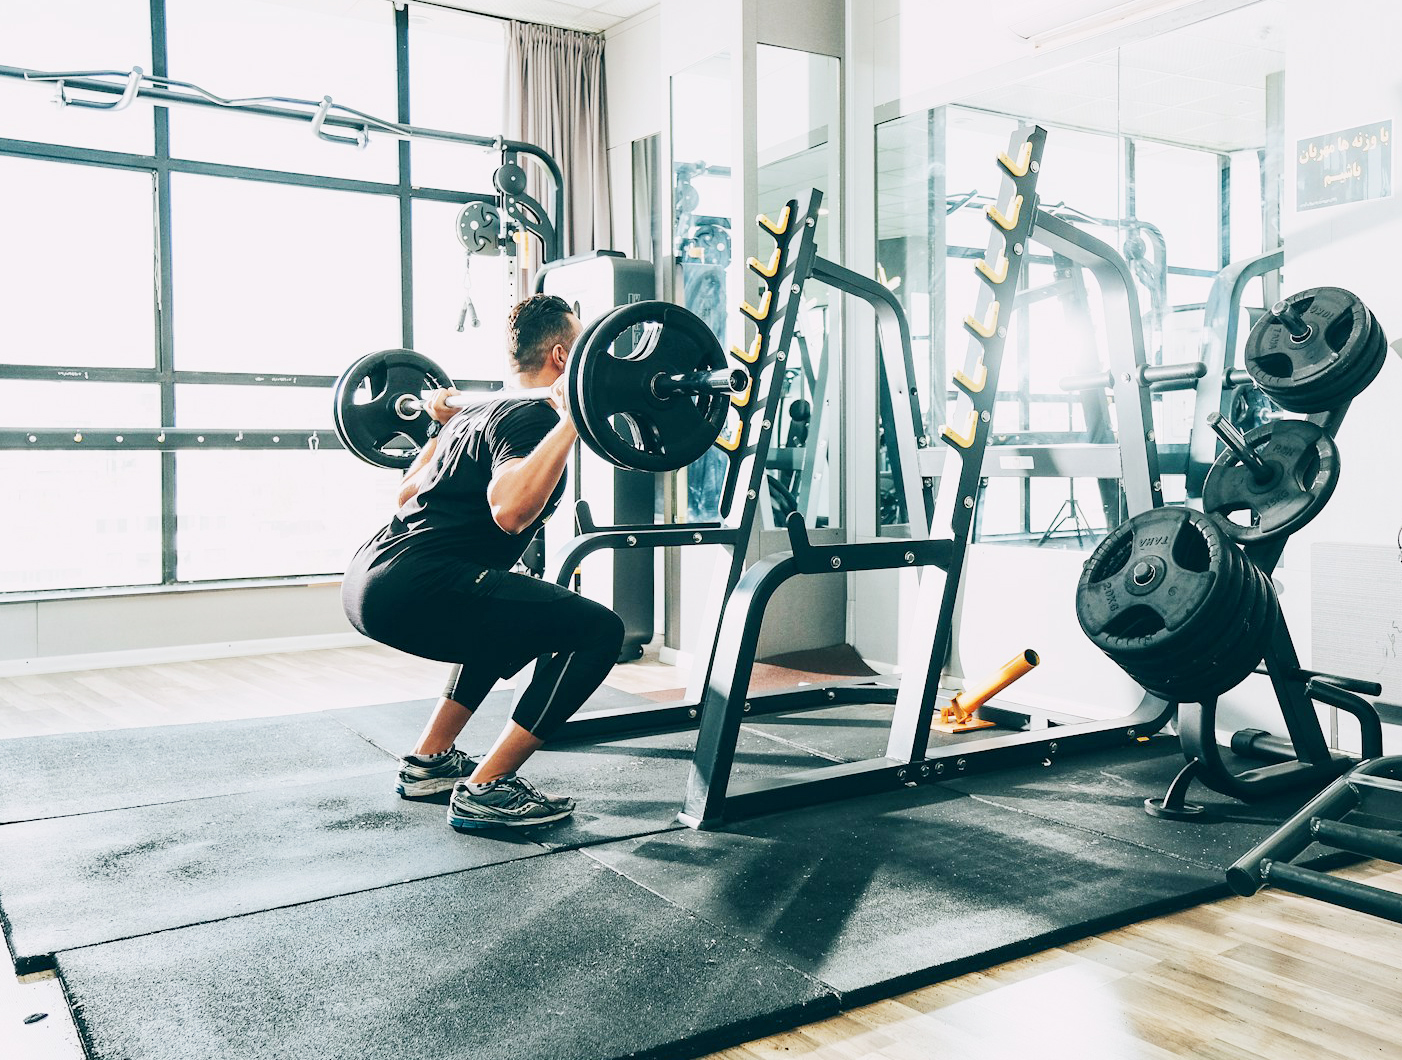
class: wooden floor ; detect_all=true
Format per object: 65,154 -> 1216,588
2,645 -> 1400,1060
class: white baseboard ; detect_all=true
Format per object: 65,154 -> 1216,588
0,632 -> 374,678
658,646 -> 694,669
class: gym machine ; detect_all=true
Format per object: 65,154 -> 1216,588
680,126 -> 1196,828
1228,755 -> 1402,924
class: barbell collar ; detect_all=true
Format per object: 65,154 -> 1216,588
650,367 -> 750,399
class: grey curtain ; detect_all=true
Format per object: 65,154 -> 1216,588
506,20 -> 611,260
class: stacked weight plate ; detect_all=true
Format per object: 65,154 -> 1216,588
1074,507 -> 1279,703
1244,286 -> 1388,412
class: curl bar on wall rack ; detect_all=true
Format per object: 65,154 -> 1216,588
0,63 -> 564,262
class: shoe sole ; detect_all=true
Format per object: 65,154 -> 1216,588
396,776 -> 463,799
447,806 -> 575,830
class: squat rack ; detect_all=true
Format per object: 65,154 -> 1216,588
676,126 -> 1201,827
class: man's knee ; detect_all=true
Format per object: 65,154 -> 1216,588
593,606 -> 626,655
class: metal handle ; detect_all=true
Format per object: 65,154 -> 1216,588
1272,299 -> 1312,341
1206,411 -> 1273,485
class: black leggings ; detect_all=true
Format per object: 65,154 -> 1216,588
344,559 -> 625,741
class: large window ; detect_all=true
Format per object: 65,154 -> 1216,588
0,0 -> 517,594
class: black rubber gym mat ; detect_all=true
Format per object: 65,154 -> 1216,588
0,713 -> 393,824
57,852 -> 837,1060
587,783 -> 1225,1005
742,702 -> 896,762
326,684 -> 656,758
330,695 -> 840,850
516,726 -> 830,851
0,771 -> 542,975
942,736 -> 1317,868
743,702 -> 1037,764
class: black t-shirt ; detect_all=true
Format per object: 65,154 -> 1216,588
356,397 -> 565,571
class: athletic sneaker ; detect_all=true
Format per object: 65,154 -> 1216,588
447,773 -> 575,830
396,747 -> 478,799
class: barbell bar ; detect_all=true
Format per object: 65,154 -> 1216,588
334,300 -> 750,472
389,366 -> 749,422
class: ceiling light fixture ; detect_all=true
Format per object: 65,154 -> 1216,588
1013,0 -> 1208,50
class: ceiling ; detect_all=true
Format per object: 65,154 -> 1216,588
411,0 -> 654,33
959,1 -> 1284,153
875,0 -> 1284,239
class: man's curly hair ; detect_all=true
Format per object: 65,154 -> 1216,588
507,294 -> 576,374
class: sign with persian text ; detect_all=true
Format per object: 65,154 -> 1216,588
1296,120 -> 1392,211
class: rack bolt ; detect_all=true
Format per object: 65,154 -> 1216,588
956,757 -> 968,771
963,497 -> 974,509
626,535 -> 638,546
830,556 -> 842,569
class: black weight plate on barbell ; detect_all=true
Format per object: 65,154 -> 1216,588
568,300 -> 730,472
333,348 -> 453,470
1202,418 -> 1340,545
565,306 -> 622,437
1075,507 -> 1241,662
1244,287 -> 1374,412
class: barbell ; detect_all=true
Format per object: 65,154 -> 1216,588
333,300 -> 748,472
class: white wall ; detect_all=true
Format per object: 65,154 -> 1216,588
603,6 -> 662,256
0,583 -> 361,676
1229,0 -> 1402,750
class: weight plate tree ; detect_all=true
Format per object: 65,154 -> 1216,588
1243,287 -> 1388,412
1074,506 -> 1279,703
